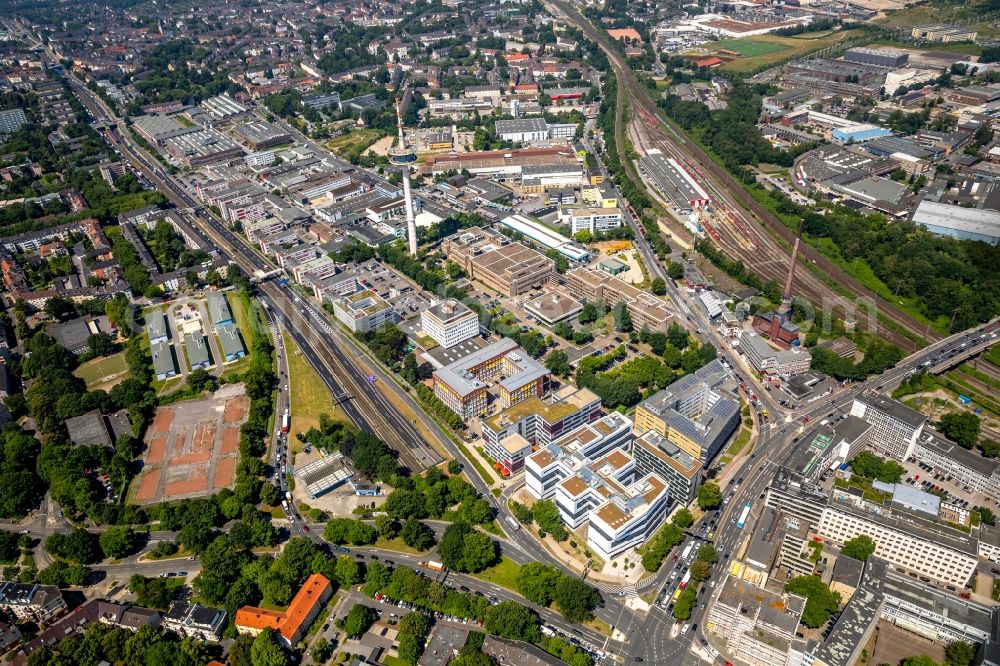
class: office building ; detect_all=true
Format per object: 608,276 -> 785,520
236,574 -> 332,646
915,429 -> 1000,498
332,289 -> 396,334
484,432 -> 534,476
633,360 -> 740,463
739,332 -> 812,377
420,299 -> 480,349
784,416 -> 872,481
818,491 -> 978,588
706,577 -> 807,666
849,392 -> 927,461
632,430 -> 702,504
564,267 -> 672,331
443,227 -> 555,296
911,24 -> 977,42
912,200 -> 1000,246
482,385 -> 603,449
432,338 -> 549,419
558,207 -> 623,234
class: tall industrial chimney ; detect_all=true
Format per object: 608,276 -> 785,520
389,96 -> 418,257
780,218 -> 804,316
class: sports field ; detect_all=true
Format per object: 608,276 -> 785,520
718,39 -> 788,57
74,352 -> 128,389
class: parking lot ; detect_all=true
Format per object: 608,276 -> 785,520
900,458 -> 990,513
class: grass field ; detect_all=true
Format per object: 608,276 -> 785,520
715,29 -> 866,73
325,129 -> 386,160
74,352 -> 128,388
719,38 -> 788,57
285,335 -> 347,451
470,556 -> 520,592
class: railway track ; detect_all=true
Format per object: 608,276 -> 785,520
549,0 -> 938,352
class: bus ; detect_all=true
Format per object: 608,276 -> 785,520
736,502 -> 752,529
678,571 -> 692,590
680,542 -> 693,561
281,409 -> 289,434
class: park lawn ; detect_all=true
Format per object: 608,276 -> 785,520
372,537 -> 432,555
285,335 -> 347,451
717,29 -> 865,73
470,556 -> 520,593
718,38 -> 788,57
74,352 -> 128,388
325,129 -> 385,159
726,426 -> 753,457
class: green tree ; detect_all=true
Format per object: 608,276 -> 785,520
545,349 -> 571,377
339,603 -> 378,638
667,261 -> 684,280
840,535 -> 876,562
690,559 -> 711,582
99,526 -> 137,560
533,499 -> 567,540
401,518 -> 436,551
516,562 -> 562,606
697,482 -> 722,510
901,657 -> 942,666
784,576 -> 841,628
651,277 -> 667,295
697,545 -> 718,563
484,602 -> 541,643
938,412 -> 981,448
552,576 -> 601,623
250,628 -> 287,666
334,555 -> 362,587
311,638 -> 333,663
612,302 -> 632,332
945,641 -> 977,666
673,508 -> 693,529
447,460 -> 463,475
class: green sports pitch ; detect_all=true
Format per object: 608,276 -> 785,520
717,39 -> 788,57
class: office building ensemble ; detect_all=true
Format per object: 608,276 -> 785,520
524,413 -> 672,560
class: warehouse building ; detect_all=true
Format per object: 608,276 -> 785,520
293,452 -> 355,498
163,129 -> 245,167
638,150 -> 710,210
911,24 -> 977,43
232,121 -> 291,150
843,47 -> 909,68
500,214 -> 590,261
912,200 -> 1000,245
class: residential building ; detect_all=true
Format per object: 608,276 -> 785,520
163,602 -> 227,641
432,338 -> 548,419
146,308 -> 169,344
184,334 -> 211,370
850,392 -> 927,461
151,340 -> 177,380
235,574 -> 333,646
206,292 -> 234,329
633,360 -> 740,463
739,332 -> 812,378
420,299 -> 480,349
331,289 -> 396,334
0,583 -> 66,623
217,325 -> 247,362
